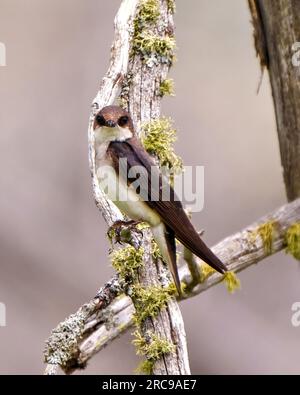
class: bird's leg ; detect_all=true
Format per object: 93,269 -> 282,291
107,219 -> 143,245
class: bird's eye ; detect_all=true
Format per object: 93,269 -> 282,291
118,116 -> 128,127
96,114 -> 106,126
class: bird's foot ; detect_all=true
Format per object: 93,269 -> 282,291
107,220 -> 143,246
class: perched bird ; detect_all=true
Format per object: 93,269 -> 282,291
93,105 -> 227,294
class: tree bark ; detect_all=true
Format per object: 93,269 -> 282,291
249,0 -> 300,201
89,0 -> 190,375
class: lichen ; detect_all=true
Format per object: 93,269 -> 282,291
132,0 -> 175,66
223,271 -> 241,293
133,330 -> 175,359
167,0 -> 176,13
141,117 -> 183,173
252,220 -> 277,254
44,311 -> 87,366
132,33 -> 175,66
135,0 -> 160,27
136,359 -> 155,375
151,239 -> 163,260
200,262 -> 216,282
133,330 -> 175,375
159,78 -> 175,97
131,283 -> 176,325
200,263 -> 240,293
285,223 -> 300,260
110,246 -> 144,283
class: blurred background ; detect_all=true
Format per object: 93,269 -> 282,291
0,0 -> 299,374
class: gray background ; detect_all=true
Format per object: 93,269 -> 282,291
0,0 -> 299,374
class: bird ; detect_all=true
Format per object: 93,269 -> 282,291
93,105 -> 227,294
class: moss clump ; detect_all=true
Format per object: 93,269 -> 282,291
200,262 -> 216,282
159,78 -> 175,97
151,239 -> 163,260
132,0 -> 175,66
135,0 -> 160,28
285,223 -> 300,260
111,246 -> 144,283
132,33 -> 175,66
131,284 -> 176,325
136,359 -> 155,375
223,271 -> 241,293
200,263 -> 240,293
142,117 -> 183,173
252,220 -> 277,255
133,330 -> 175,375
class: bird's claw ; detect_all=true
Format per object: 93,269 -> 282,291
107,220 -> 143,245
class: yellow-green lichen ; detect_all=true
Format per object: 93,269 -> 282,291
132,0 -> 175,66
131,283 -> 176,325
132,33 -> 175,65
223,271 -> 241,293
133,330 -> 175,359
285,223 -> 300,260
111,246 -> 144,283
200,262 -> 216,282
135,0 -> 160,27
167,0 -> 176,13
133,330 -> 175,375
159,78 -> 175,97
141,117 -> 183,173
151,239 -> 163,260
136,359 -> 155,375
200,263 -> 240,293
252,220 -> 277,255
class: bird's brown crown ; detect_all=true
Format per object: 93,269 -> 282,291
93,105 -> 133,131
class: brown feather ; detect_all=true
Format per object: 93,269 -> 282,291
108,138 -> 227,275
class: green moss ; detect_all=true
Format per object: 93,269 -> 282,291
132,0 -> 175,66
167,0 -> 176,13
200,263 -> 240,293
136,359 -> 154,375
133,330 -> 175,375
223,271 -> 241,293
159,78 -> 175,97
131,283 -> 176,325
252,220 -> 277,254
285,223 -> 300,260
141,117 -> 183,173
111,246 -> 144,283
138,0 -> 160,25
132,33 -> 175,65
151,239 -> 163,260
133,330 -> 175,359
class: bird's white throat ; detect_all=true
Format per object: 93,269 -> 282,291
94,125 -> 133,145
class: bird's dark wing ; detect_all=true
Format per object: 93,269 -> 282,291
108,138 -> 227,274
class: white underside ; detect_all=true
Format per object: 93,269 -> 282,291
94,125 -> 175,282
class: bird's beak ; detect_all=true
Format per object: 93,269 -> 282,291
106,120 -> 116,128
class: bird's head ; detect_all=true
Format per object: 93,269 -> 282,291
93,105 -> 134,143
